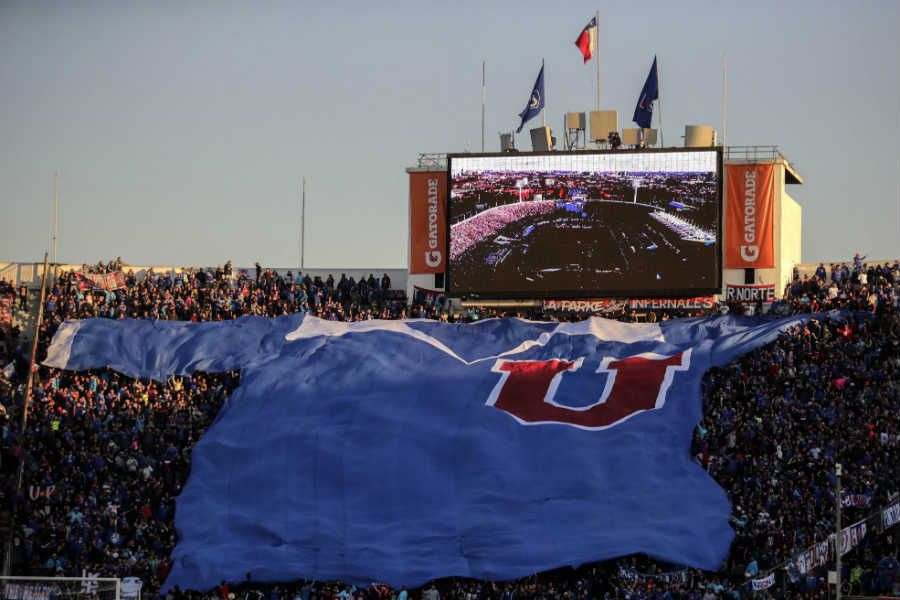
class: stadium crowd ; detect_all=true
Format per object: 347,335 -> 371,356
0,257 -> 898,600
779,257 -> 900,315
449,170 -> 717,227
0,279 -> 21,373
38,265 -> 405,343
449,201 -> 556,260
648,211 -> 715,243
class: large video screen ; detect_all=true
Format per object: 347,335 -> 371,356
446,149 -> 722,298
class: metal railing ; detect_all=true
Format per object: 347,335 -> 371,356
725,145 -> 798,171
416,153 -> 448,169
424,148 -> 798,171
0,262 -> 49,290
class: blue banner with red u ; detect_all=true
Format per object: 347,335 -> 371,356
45,312 -> 820,590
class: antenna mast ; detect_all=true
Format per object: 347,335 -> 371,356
52,173 -> 58,264
300,177 -> 306,270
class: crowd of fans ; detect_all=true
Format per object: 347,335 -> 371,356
5,369 -> 237,588
449,201 -> 556,260
779,257 -> 900,315
0,280 -> 22,378
37,265 -> 407,351
449,170 -> 717,227
648,211 -> 715,243
0,256 -> 897,600
695,313 -> 899,594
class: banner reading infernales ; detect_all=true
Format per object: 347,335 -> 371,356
543,297 -> 716,313
725,164 -> 775,269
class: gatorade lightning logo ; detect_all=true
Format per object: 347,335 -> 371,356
424,177 -> 442,268
740,170 -> 759,262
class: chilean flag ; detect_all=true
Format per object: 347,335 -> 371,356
574,17 -> 597,63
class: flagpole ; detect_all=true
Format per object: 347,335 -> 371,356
300,177 -> 306,271
481,60 -> 486,152
656,56 -> 665,147
541,58 -> 546,128
722,54 -> 728,148
2,251 -> 49,577
595,10 -> 600,111
52,172 -> 58,265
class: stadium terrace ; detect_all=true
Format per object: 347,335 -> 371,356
0,258 -> 897,600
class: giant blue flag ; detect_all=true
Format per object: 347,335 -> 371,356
45,313 -> 821,590
632,56 -> 659,129
516,62 -> 545,133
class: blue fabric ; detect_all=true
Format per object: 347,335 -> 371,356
45,313 -> 819,590
632,56 -> 659,129
58,314 -> 302,380
516,63 -> 545,133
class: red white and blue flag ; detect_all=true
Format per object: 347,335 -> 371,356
574,17 -> 597,63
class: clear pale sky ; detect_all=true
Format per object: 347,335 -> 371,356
1,0 -> 898,269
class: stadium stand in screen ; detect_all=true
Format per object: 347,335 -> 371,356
447,149 -> 722,298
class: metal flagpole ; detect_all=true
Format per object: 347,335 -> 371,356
836,463 -> 842,600
656,57 -> 665,147
595,10 -> 600,111
300,177 -> 306,270
52,173 -> 58,265
481,61 -> 486,152
722,54 -> 728,148
541,58 -> 546,128
3,252 -> 49,576
563,113 -> 567,150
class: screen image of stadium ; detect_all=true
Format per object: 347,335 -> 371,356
447,149 -> 722,298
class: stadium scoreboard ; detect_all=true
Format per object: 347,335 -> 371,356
446,148 -> 723,299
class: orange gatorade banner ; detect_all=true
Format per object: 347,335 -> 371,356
409,171 -> 447,274
725,164 -> 775,269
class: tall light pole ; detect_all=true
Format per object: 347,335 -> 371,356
3,252 -> 50,575
300,177 -> 306,271
481,61 -> 486,152
52,173 -> 59,265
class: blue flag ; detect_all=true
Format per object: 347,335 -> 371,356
633,56 -> 659,129
45,313 -> 825,590
517,63 -> 545,133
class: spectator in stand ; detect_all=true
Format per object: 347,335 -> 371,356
779,258 -> 899,316
450,201 -> 556,260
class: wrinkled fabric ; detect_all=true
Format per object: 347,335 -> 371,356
45,313 -> 819,590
